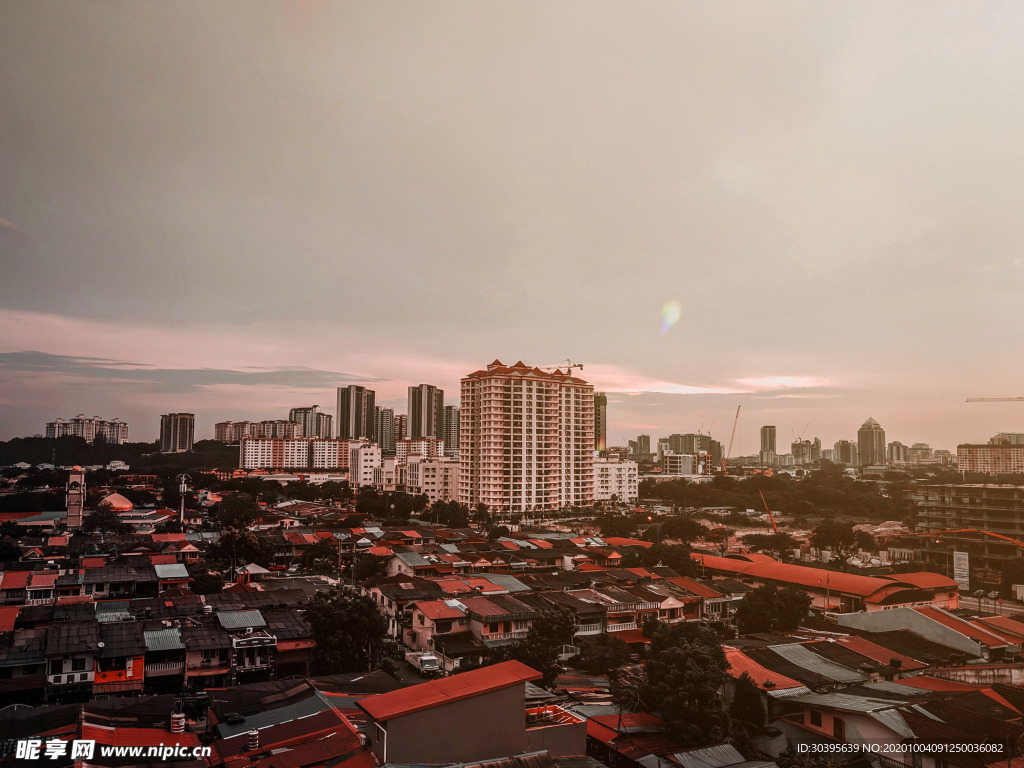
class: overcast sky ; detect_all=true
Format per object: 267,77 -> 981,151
2,1 -> 1024,453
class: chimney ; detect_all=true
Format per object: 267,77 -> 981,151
247,729 -> 259,752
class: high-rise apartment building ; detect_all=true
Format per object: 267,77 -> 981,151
46,415 -> 129,444
760,426 -> 776,454
288,405 -> 332,439
408,384 -> 444,438
394,414 -> 408,441
992,433 -> 1024,445
375,407 -> 396,453
396,437 -> 445,461
667,433 -> 722,467
216,420 -> 304,443
337,386 -> 376,440
857,417 -> 886,466
160,413 -> 195,453
594,392 -> 608,453
636,435 -> 651,460
406,455 -> 460,503
459,360 -> 594,515
442,406 -> 460,458
593,456 -> 638,502
957,444 -> 1024,474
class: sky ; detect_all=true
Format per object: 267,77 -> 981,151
2,1 -> 1024,454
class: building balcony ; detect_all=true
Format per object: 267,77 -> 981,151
574,623 -> 604,635
607,622 -> 638,632
145,661 -> 185,676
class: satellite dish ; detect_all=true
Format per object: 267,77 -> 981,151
97,642 -> 105,648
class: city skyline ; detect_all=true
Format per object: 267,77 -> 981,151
3,3 -> 1024,452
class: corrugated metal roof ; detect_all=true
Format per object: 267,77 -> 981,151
94,601 -> 132,622
869,709 -> 915,738
786,691 -> 908,712
154,563 -> 190,579
394,552 -> 430,567
482,574 -> 532,593
767,643 -> 869,684
671,744 -> 745,768
766,686 -> 811,698
144,627 -> 184,651
217,609 -> 266,630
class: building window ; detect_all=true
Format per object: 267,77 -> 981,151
809,710 -> 822,727
72,658 -> 86,672
833,717 -> 845,741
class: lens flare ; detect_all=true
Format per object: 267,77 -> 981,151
660,300 -> 682,335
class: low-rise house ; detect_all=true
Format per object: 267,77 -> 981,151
181,620 -> 232,688
142,625 -> 186,694
94,621 -> 146,697
358,660 -> 584,764
45,620 -> 100,703
217,610 -> 277,685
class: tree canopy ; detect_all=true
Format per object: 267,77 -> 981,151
305,588 -> 392,673
491,609 -> 575,686
734,585 -> 812,634
640,623 -> 732,745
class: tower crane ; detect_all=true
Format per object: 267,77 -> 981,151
720,405 -> 741,476
538,359 -> 584,373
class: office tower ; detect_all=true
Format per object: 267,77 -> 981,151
160,413 -> 195,453
834,439 -> 859,466
46,415 -> 129,444
408,384 -> 444,438
636,434 -> 651,459
667,433 -> 722,467
337,385 -> 376,440
857,417 -> 886,466
459,359 -> 594,514
760,426 -> 776,454
66,467 -> 85,529
288,405 -> 332,439
889,441 -> 910,464
375,406 -> 396,452
594,392 -> 608,453
442,405 -> 460,458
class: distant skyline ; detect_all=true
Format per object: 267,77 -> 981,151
2,2 -> 1024,453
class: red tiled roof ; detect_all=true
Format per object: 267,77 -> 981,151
832,636 -> 926,671
150,554 -> 178,565
975,616 -> 1024,643
277,638 -> 316,651
414,600 -> 465,621
366,546 -> 393,557
151,533 -> 188,543
603,537 -> 653,549
666,576 -> 725,599
28,573 -> 56,589
528,539 -> 554,549
884,572 -> 958,589
0,571 -> 30,590
358,660 -> 541,721
895,676 -> 982,692
82,557 -> 106,569
725,647 -> 805,691
913,606 -> 1008,647
0,606 -> 20,632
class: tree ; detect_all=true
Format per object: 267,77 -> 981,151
730,671 -> 766,729
305,589 -> 391,673
213,494 -> 261,529
573,633 -> 631,675
641,623 -> 731,745
492,609 -> 575,687
812,521 -> 857,560
188,566 -> 224,595
0,539 -> 21,562
741,532 -> 798,561
734,585 -> 812,634
303,538 -> 338,570
620,543 -> 698,578
353,552 -> 388,581
83,508 -> 132,535
207,530 -> 275,568
155,520 -> 184,534
596,514 -> 639,538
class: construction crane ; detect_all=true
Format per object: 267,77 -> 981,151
538,359 -> 584,373
759,489 -> 780,534
966,397 -> 1024,403
887,527 -> 1024,551
720,405 -> 741,476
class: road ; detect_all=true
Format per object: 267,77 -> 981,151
957,594 -> 1024,617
